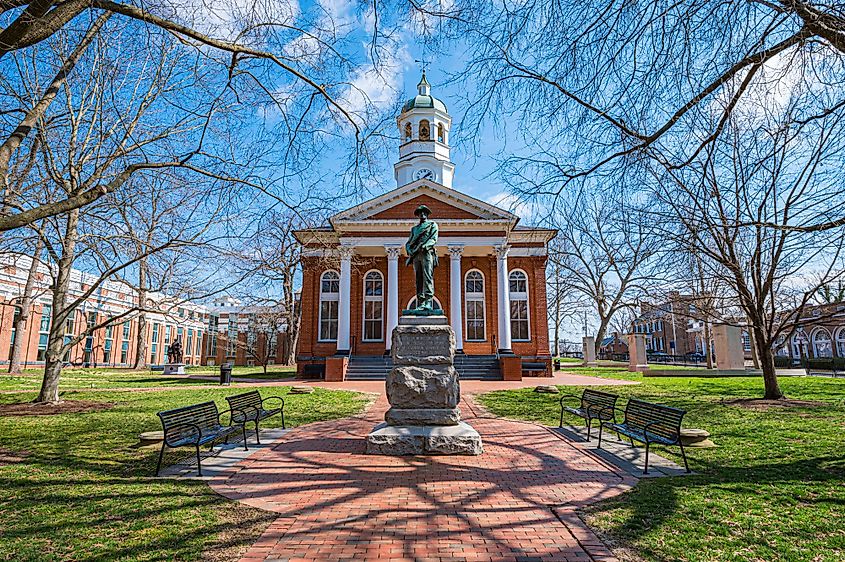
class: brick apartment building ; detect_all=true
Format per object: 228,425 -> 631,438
0,256 -> 292,369
631,292 -> 845,362
293,73 -> 556,380
631,292 -> 711,356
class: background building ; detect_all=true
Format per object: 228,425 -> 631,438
0,256 -> 294,369
294,74 -> 556,380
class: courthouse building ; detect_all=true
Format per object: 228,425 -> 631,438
294,73 -> 556,380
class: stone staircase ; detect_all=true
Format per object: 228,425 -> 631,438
345,354 -> 502,380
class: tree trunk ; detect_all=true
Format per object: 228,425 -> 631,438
9,236 -> 43,373
594,314 -> 611,357
747,317 -> 761,369
132,258 -> 148,369
283,300 -> 300,367
36,209 -> 78,403
754,325 -> 783,399
704,321 -> 714,369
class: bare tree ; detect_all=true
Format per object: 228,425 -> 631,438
458,0 -> 845,229
14,24 -> 238,403
547,187 -> 664,356
6,231 -> 45,373
0,0 -> 427,232
239,307 -> 288,375
649,90 -> 845,399
234,208 -> 307,366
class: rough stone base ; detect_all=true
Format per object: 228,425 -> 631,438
366,422 -> 483,455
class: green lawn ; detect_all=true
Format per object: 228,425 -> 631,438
0,386 -> 369,561
478,371 -> 845,562
0,365 -> 297,392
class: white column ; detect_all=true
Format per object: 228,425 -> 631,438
336,245 -> 354,354
495,244 -> 513,353
384,244 -> 402,350
448,244 -> 464,352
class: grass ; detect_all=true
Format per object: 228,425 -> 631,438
0,385 -> 369,561
478,370 -> 845,562
0,365 -> 297,392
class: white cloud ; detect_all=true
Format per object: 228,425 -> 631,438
169,0 -> 300,44
336,42 -> 412,121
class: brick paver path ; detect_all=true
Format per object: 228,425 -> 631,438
210,395 -> 636,562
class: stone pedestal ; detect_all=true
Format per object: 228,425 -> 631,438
627,334 -> 648,372
163,363 -> 185,375
367,316 -> 482,456
582,336 -> 597,367
713,324 -> 745,371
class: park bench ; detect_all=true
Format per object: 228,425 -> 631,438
150,365 -> 165,374
226,390 -> 285,445
522,361 -> 548,377
598,398 -> 689,474
558,388 -> 619,439
803,358 -> 845,377
156,401 -> 246,476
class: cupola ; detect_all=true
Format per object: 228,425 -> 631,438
395,70 -> 455,189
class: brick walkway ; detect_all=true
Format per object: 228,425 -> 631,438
210,393 -> 636,562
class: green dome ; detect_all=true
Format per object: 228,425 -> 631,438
401,71 -> 447,113
402,94 -> 448,113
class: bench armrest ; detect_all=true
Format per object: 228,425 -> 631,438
642,420 -> 679,443
587,404 -> 618,422
163,422 -> 202,446
227,405 -> 258,424
261,396 -> 285,409
558,393 -> 582,407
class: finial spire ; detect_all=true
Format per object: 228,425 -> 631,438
417,70 -> 431,96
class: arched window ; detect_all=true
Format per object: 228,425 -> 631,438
509,270 -> 530,341
319,271 -> 339,342
403,122 -> 412,142
419,119 -> 431,140
836,328 -> 845,357
465,270 -> 485,341
363,271 -> 384,341
811,328 -> 833,358
437,123 -> 445,143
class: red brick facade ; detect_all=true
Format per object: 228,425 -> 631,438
294,185 -> 556,380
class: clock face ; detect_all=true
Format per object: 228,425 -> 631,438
415,168 -> 434,181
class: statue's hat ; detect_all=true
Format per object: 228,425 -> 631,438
414,204 -> 432,217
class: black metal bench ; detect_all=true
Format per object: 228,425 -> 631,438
156,401 -> 246,476
226,390 -> 285,445
803,358 -> 845,377
559,388 -> 619,439
598,398 -> 689,474
522,361 -> 548,376
150,365 -> 165,374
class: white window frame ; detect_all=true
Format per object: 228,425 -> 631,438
464,269 -> 486,342
362,270 -> 384,342
318,270 -> 340,342
508,269 -> 531,342
836,327 -> 845,357
811,327 -> 833,358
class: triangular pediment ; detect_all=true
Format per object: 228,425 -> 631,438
331,181 -> 517,224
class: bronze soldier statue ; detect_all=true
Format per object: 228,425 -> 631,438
404,204 -> 442,315
167,338 -> 183,364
